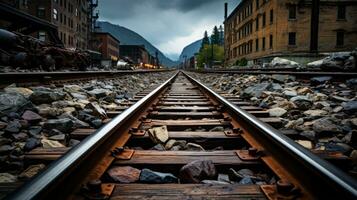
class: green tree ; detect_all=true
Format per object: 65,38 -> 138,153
196,44 -> 224,68
201,31 -> 210,50
211,26 -> 220,45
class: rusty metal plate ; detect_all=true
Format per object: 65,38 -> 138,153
224,131 -> 240,137
114,149 -> 134,160
260,185 -> 296,200
235,150 -> 260,161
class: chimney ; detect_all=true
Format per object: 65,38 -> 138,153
224,3 -> 228,20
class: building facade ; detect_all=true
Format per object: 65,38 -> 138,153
224,0 -> 357,66
92,32 -> 120,62
0,0 -> 98,49
119,45 -> 150,66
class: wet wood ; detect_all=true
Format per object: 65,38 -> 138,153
143,119 -> 231,127
158,102 -> 212,106
155,106 -> 216,112
111,184 -> 267,200
149,111 -> 222,119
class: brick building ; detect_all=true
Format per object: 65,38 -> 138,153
92,32 -> 120,62
0,0 -> 98,49
224,0 -> 357,66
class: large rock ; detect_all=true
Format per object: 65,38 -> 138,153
63,85 -> 83,93
270,57 -> 300,68
242,83 -> 271,98
290,96 -> 312,110
271,75 -> 295,83
23,138 -> 40,151
21,110 -> 42,124
4,120 -> 21,134
43,118 -> 74,133
343,101 -> 357,113
148,126 -> 169,144
30,88 -> 65,104
320,53 -> 351,71
312,117 -> 342,135
268,107 -> 287,117
139,168 -> 178,183
4,87 -> 33,98
0,92 -> 33,116
107,166 -> 141,183
87,88 -> 109,98
179,160 -> 217,183
303,109 -> 328,117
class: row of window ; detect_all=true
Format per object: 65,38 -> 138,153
230,30 -> 345,59
288,4 -> 346,20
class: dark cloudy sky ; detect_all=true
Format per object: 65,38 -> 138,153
98,0 -> 240,60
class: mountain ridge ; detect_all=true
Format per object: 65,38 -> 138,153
98,21 -> 178,67
178,39 -> 202,62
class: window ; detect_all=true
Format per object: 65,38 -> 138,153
270,9 -> 274,24
255,38 -> 259,51
289,5 -> 297,19
53,9 -> 58,20
256,17 -> 259,31
269,34 -> 273,49
262,37 -> 266,50
336,31 -> 344,46
288,32 -> 296,45
38,31 -> 46,41
337,5 -> 346,20
256,0 -> 259,10
37,7 -> 45,18
64,15 -> 66,25
262,13 -> 266,27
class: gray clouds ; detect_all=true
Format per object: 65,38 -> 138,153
98,0 -> 240,60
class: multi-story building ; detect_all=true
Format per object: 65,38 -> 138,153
119,45 -> 150,67
224,0 -> 357,66
92,32 -> 120,62
0,0 -> 98,49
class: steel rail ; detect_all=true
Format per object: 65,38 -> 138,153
0,69 -> 174,88
6,71 -> 179,200
190,69 -> 357,79
183,71 -> 357,199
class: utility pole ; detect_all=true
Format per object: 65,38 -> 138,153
211,42 -> 214,68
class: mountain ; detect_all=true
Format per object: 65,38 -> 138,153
178,39 -> 202,62
98,21 -> 178,67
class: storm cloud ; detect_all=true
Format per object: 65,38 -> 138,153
98,0 -> 240,60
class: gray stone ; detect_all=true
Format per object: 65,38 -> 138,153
0,145 -> 14,154
49,134 -> 66,141
201,180 -> 229,184
139,168 -> 178,183
0,92 -> 33,116
30,89 -> 65,104
12,132 -> 28,141
87,88 -> 109,98
23,138 -> 40,151
270,57 -> 300,68
303,109 -> 328,117
239,177 -> 254,184
28,126 -> 42,138
242,83 -> 271,98
4,87 -> 33,98
43,118 -> 74,133
68,139 -> 80,147
21,110 -> 42,124
179,160 -> 216,183
268,107 -> 287,117
312,117 -> 342,135
108,166 -> 141,183
271,75 -> 295,83
310,76 -> 332,85
164,139 -> 176,150
5,120 -> 21,134
346,78 -> 357,86
91,119 -> 102,128
70,92 -> 87,100
209,126 -> 225,132
185,143 -> 205,151
151,144 -> 165,151
85,102 -> 107,119
343,101 -> 357,113
290,96 -> 312,110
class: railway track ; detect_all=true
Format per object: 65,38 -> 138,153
5,71 -> 357,199
0,69 -> 171,88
